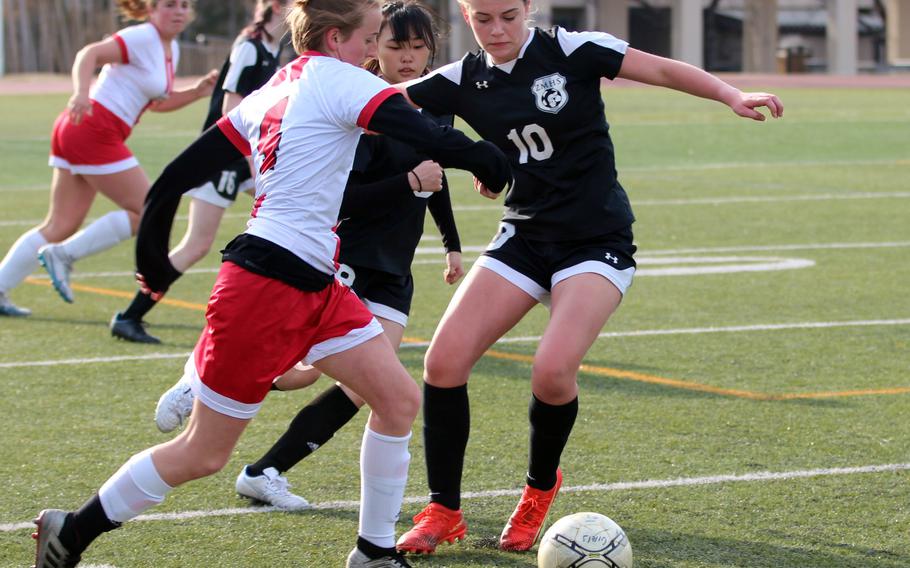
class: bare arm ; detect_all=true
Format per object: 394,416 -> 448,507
221,91 -> 245,115
149,69 -> 219,113
67,38 -> 123,124
617,48 -> 784,121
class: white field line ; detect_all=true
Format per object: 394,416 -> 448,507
400,318 -> 910,348
2,462 -> 908,533
2,189 -> 908,225
21,240 -> 909,280
2,157 -> 908,195
28,255 -> 816,280
412,239 -> 910,256
0,352 -> 190,369
2,318 -> 909,369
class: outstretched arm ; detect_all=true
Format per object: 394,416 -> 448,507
136,126 -> 244,297
617,48 -> 784,121
149,69 -> 219,113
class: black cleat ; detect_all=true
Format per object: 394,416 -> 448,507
32,509 -> 81,568
110,312 -> 161,344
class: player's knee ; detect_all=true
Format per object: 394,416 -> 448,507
375,377 -> 420,425
275,365 -> 321,390
189,452 -> 231,479
424,345 -> 469,387
531,361 -> 578,400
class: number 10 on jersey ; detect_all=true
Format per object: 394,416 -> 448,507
506,123 -> 553,164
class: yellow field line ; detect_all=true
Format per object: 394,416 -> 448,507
25,277 -> 208,311
486,348 -> 909,402
25,277 -> 908,401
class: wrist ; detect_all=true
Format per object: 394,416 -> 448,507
409,170 -> 423,192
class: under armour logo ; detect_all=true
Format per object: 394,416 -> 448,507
476,80 -> 489,89
605,252 -> 618,264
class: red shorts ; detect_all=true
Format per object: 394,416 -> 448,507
48,100 -> 137,174
187,261 -> 382,419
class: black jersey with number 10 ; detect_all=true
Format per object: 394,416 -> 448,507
407,27 -> 635,242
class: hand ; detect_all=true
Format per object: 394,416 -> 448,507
194,69 -> 220,98
444,251 -> 464,284
727,89 -> 784,121
409,160 -> 443,192
136,272 -> 166,301
473,176 -> 501,200
66,93 -> 92,125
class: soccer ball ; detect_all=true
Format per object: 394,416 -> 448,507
537,512 -> 632,568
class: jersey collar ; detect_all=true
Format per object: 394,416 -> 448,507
484,28 -> 535,74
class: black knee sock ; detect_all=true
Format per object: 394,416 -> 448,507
247,384 -> 359,476
121,291 -> 158,321
424,383 -> 469,511
527,394 -> 578,490
59,495 -> 121,555
356,535 -> 397,559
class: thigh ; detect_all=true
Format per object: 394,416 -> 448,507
186,198 -> 227,242
152,399 -> 249,486
425,262 -> 537,386
377,315 -> 405,350
533,273 -> 623,401
83,166 -> 150,215
314,332 -> 416,436
40,168 -> 96,241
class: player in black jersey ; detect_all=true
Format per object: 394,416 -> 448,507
110,0 -> 289,343
152,0 -> 465,512
396,0 -> 783,555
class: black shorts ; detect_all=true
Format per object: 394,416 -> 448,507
336,262 -> 414,326
185,158 -> 254,208
477,222 -> 637,305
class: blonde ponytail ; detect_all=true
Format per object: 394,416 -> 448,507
287,0 -> 381,54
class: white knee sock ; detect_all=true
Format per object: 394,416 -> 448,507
359,427 -> 412,548
0,228 -> 47,293
98,449 -> 173,523
60,210 -> 132,261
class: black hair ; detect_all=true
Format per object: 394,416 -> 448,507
365,0 -> 438,75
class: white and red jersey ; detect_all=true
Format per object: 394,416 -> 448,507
92,22 -> 178,127
217,52 -> 397,275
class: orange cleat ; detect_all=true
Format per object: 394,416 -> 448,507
396,502 -> 467,554
499,468 -> 563,551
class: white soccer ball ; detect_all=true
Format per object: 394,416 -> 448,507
537,512 -> 633,568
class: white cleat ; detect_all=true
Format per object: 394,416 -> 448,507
235,466 -> 311,511
0,291 -> 30,317
37,244 -> 74,304
154,379 -> 195,433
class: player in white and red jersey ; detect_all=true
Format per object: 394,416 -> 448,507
110,0 -> 290,344
31,1 -> 511,567
151,0 -> 465,515
0,0 -> 216,317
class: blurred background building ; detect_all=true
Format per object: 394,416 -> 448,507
2,0 -> 909,76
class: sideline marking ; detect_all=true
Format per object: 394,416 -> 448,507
485,349 -> 910,401
3,462 -> 908,533
24,277 -> 208,311
18,241 -> 909,276
3,317 -> 909,373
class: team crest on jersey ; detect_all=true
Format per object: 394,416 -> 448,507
531,73 -> 568,114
